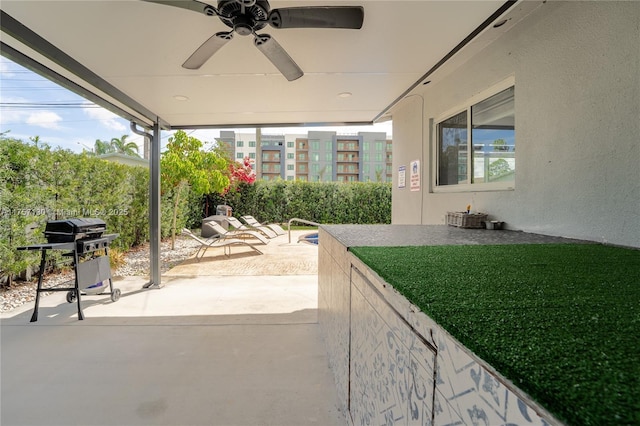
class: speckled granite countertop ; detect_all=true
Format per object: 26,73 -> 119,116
320,224 -> 589,248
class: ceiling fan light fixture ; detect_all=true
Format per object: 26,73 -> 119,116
338,92 -> 352,98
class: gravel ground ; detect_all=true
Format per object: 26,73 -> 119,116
0,235 -> 200,313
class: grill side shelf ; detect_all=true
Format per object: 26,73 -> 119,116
17,242 -> 76,251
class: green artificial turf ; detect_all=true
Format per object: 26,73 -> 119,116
350,244 -> 640,426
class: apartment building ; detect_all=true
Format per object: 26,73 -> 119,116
218,130 -> 392,182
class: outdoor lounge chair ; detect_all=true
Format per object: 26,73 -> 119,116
202,221 -> 270,245
240,215 -> 286,236
181,229 -> 263,261
226,216 -> 278,239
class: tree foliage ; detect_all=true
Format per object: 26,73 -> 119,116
492,138 -> 509,151
94,139 -> 114,155
161,130 -> 230,248
488,158 -> 513,179
110,134 -> 140,157
226,156 -> 256,193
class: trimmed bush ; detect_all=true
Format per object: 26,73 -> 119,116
206,180 -> 392,225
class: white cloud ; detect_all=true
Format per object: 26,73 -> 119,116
0,95 -> 28,127
0,59 -> 16,77
0,109 -> 26,127
25,111 -> 63,129
83,106 -> 127,132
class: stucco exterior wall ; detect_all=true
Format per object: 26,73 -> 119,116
391,95 -> 424,224
391,1 -> 640,247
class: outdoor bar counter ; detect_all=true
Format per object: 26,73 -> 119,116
317,224 -> 638,426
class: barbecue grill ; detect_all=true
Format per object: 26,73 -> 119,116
44,218 -> 106,242
17,218 -> 120,322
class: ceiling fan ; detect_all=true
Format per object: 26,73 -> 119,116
142,0 -> 364,81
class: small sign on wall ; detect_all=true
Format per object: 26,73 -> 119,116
398,165 -> 406,189
410,160 -> 420,191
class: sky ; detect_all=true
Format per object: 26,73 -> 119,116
0,57 -> 392,155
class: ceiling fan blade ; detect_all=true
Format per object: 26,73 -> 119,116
182,32 -> 233,69
268,6 -> 364,29
254,34 -> 303,81
141,0 -> 218,17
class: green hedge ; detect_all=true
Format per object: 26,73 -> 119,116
0,137 -> 195,283
206,180 -> 391,225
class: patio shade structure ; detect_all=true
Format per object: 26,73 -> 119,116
0,0 -> 537,286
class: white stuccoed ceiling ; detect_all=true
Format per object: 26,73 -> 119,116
0,0 -> 527,129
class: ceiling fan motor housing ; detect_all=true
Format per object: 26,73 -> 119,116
217,0 -> 270,34
144,0 -> 364,80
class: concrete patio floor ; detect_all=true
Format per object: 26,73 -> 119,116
0,231 -> 346,426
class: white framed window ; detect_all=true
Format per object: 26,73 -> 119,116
434,78 -> 515,192
236,152 -> 244,159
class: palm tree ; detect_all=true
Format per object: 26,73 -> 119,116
110,134 -> 140,157
94,139 -> 114,155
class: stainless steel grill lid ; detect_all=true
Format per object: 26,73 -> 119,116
44,218 -> 106,243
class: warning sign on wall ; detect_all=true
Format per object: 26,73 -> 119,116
410,160 -> 420,191
398,166 -> 406,189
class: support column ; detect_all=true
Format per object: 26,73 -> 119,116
256,127 -> 262,179
146,121 -> 162,288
